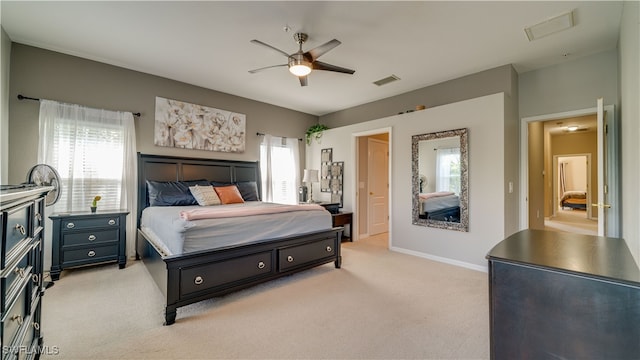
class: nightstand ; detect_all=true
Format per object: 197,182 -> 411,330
332,211 -> 353,241
49,210 -> 128,280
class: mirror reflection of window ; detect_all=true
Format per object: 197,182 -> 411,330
435,147 -> 460,193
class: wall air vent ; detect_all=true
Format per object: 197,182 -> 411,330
373,75 -> 400,86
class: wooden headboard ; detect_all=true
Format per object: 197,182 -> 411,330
136,153 -> 261,226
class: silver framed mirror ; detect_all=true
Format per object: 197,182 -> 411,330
412,128 -> 468,232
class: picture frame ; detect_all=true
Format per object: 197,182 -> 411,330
321,148 -> 333,192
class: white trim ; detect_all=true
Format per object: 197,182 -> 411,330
352,127 -> 392,248
390,246 -> 488,273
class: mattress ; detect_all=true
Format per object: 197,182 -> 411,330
140,201 -> 332,256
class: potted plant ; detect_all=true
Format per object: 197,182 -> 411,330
91,195 -> 101,213
305,124 -> 329,145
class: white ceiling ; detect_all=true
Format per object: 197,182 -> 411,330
1,1 -> 624,116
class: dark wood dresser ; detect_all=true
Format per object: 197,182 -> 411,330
1,186 -> 52,359
49,210 -> 128,281
487,229 -> 640,360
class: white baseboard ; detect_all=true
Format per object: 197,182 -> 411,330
389,246 -> 488,273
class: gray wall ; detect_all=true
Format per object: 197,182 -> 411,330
6,44 -> 318,185
519,50 -> 619,118
319,64 -> 517,128
619,1 -> 640,265
1,28 -> 10,184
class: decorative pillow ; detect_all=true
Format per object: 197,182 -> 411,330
189,185 -> 221,206
235,181 -> 260,201
147,180 -> 195,206
214,185 -> 245,204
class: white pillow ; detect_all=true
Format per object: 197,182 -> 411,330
189,185 -> 221,206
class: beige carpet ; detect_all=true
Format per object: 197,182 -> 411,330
41,234 -> 489,360
545,209 -> 597,235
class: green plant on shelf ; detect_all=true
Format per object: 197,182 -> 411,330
305,124 -> 329,145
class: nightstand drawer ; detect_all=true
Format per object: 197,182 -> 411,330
63,229 -> 118,247
62,216 -> 119,231
62,244 -> 118,265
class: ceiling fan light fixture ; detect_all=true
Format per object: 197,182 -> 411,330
288,54 -> 312,76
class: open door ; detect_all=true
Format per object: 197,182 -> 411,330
594,98 -> 620,237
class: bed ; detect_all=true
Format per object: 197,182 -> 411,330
135,153 -> 343,325
560,190 -> 587,210
418,191 -> 460,222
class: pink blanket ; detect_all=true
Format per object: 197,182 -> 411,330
419,191 -> 455,200
180,203 -> 325,221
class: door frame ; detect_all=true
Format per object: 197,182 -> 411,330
351,127 -> 392,246
520,105 -> 617,234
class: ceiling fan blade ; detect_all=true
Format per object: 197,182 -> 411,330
248,64 -> 287,74
250,39 -> 290,58
305,39 -> 341,61
298,75 -> 308,87
312,61 -> 355,74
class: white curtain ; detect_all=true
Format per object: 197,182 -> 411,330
38,100 -> 138,258
259,134 -> 300,204
435,147 -> 461,193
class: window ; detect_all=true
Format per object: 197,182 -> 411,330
38,100 -> 137,255
259,135 -> 299,204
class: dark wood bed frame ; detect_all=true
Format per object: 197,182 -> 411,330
135,153 -> 342,325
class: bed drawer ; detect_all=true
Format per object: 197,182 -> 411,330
63,229 -> 118,246
1,248 -> 32,313
180,252 -> 272,297
278,238 -> 336,271
62,244 -> 118,265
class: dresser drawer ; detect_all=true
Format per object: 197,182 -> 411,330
62,216 -> 119,231
278,238 -> 336,271
3,203 -> 31,263
1,248 -> 32,313
1,284 -> 28,348
180,252 -> 272,297
63,229 -> 118,247
32,198 -> 45,237
62,244 -> 118,265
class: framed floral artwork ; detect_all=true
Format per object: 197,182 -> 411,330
154,96 -> 246,153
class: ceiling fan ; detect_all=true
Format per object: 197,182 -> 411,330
248,32 -> 355,86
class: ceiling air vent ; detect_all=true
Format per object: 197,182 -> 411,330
373,75 -> 400,86
525,10 -> 574,41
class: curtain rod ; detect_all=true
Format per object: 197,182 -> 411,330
256,132 -> 302,142
17,94 -> 141,117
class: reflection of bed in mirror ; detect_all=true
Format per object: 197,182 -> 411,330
418,191 -> 460,221
560,190 -> 587,210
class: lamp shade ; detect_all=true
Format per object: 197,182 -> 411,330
302,169 -> 319,183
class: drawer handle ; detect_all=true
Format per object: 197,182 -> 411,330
326,246 -> 332,252
14,267 -> 26,278
15,224 -> 26,235
32,274 -> 39,283
88,234 -> 96,241
35,213 -> 42,221
87,250 -> 96,257
11,315 -> 23,325
67,222 -> 75,229
287,255 -> 294,263
108,219 -> 116,226
257,261 -> 266,269
33,322 -> 40,331
194,276 -> 204,285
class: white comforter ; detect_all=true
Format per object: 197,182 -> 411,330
141,201 -> 332,256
